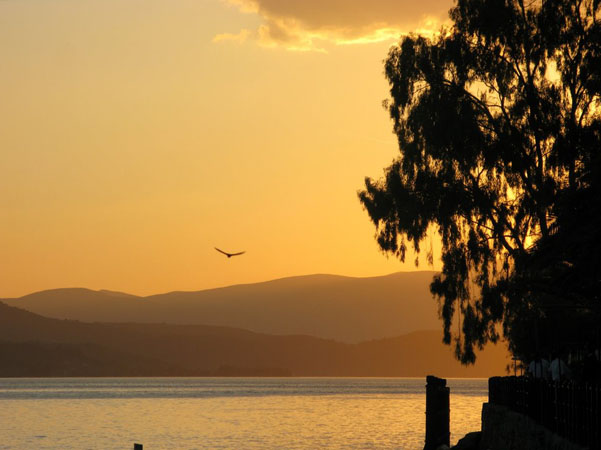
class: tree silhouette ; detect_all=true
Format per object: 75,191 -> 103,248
359,0 -> 601,363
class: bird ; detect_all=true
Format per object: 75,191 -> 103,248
215,247 -> 246,258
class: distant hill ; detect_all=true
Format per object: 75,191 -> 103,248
0,301 -> 511,377
2,271 -> 442,343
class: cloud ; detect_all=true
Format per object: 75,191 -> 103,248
214,29 -> 252,44
216,0 -> 453,50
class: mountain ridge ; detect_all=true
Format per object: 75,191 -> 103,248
3,271 -> 441,343
0,301 -> 510,377
11,271 -> 422,298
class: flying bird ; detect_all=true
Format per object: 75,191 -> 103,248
215,247 -> 246,258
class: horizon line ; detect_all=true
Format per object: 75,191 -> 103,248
2,269 -> 440,299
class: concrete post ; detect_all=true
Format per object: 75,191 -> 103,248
424,375 -> 450,450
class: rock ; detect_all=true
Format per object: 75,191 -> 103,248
451,431 -> 481,450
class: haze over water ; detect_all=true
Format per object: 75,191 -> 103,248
0,377 -> 486,449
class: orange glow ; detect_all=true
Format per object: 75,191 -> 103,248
0,0 -> 445,297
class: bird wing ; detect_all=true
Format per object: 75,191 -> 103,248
215,247 -> 231,256
229,251 -> 246,256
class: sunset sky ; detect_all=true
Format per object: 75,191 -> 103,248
0,0 -> 451,297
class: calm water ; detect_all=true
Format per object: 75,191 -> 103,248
0,377 -> 487,449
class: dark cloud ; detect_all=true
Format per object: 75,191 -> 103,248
216,0 -> 453,50
247,0 -> 451,29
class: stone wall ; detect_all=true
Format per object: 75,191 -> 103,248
479,403 -> 587,450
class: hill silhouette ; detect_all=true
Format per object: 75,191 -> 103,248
2,271 -> 441,343
0,301 -> 510,377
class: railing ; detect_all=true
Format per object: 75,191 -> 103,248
489,376 -> 601,449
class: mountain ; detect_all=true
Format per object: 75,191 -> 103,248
2,271 -> 442,343
0,302 -> 510,377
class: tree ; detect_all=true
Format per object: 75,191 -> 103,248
359,0 -> 601,363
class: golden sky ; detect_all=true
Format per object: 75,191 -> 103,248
0,0 -> 450,297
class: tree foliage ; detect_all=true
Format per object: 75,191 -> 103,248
359,0 -> 601,363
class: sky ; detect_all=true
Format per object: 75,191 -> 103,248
0,0 -> 452,297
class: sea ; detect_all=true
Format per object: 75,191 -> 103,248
0,377 -> 487,450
